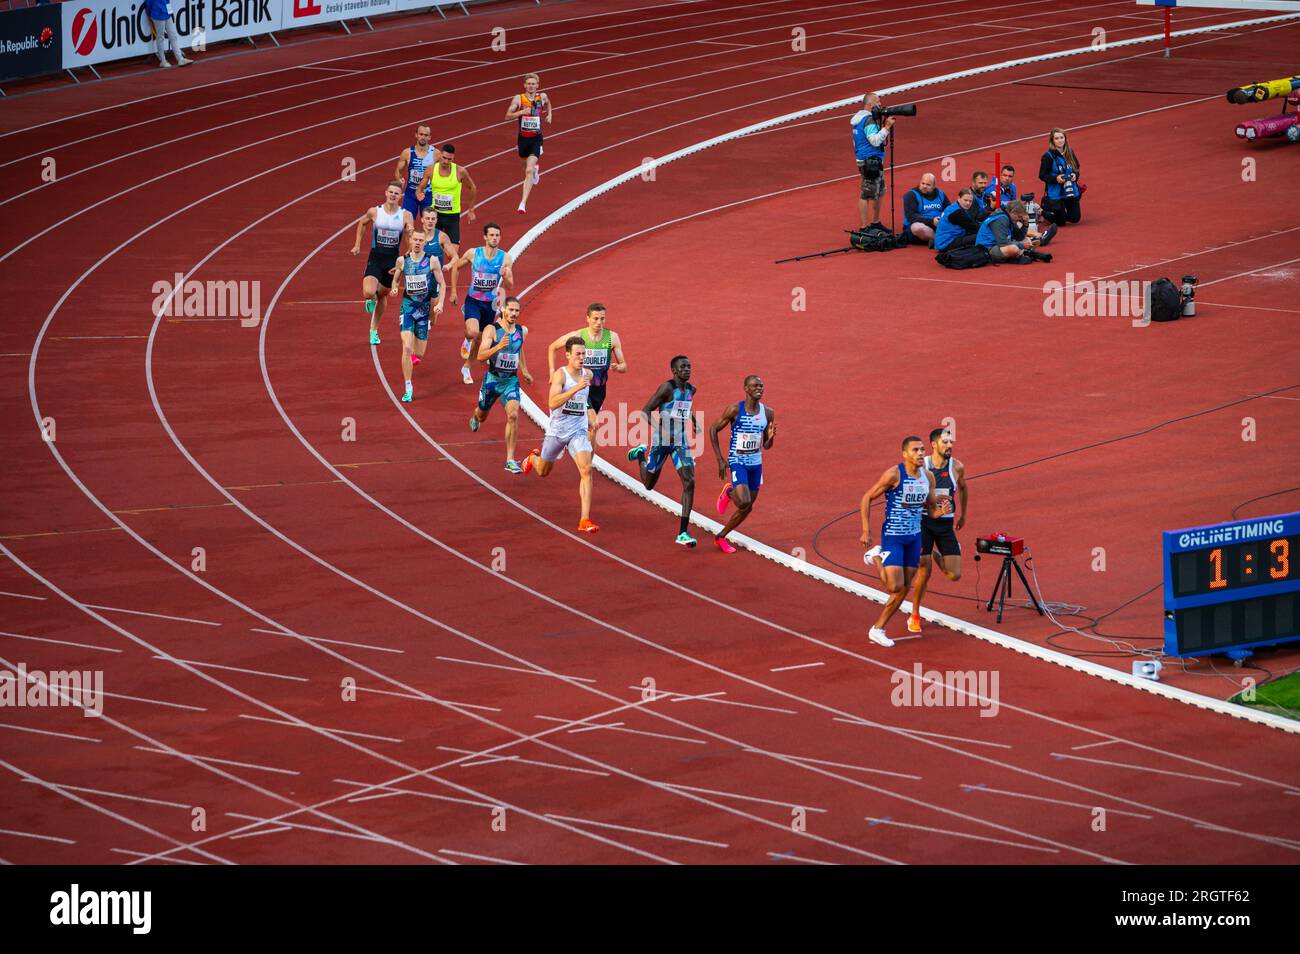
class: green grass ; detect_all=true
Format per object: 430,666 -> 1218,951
1231,671 -> 1300,720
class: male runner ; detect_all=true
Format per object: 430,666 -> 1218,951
396,125 -> 439,223
470,296 -> 533,472
416,142 -> 477,264
505,73 -> 551,214
388,230 -> 446,403
859,436 -> 952,647
351,181 -> 414,345
709,375 -> 775,554
906,427 -> 967,633
445,223 -> 513,385
627,355 -> 697,547
521,336 -> 598,532
417,207 -> 458,270
546,303 -> 626,450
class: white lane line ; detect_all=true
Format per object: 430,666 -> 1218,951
225,813 -> 379,842
334,778 -> 495,810
960,784 -> 1153,819
560,47 -> 624,56
88,604 -> 221,626
1261,394 -> 1300,401
0,630 -> 123,653
0,590 -> 44,601
1200,255 -> 1300,288
743,747 -> 923,781
768,850 -> 834,865
1193,822 -> 1300,849
21,779 -> 191,810
430,55 -> 492,65
110,848 -> 203,864
833,29 -> 893,38
834,717 -> 1013,749
436,746 -> 610,777
439,848 -> 525,865
98,690 -> 206,712
636,686 -> 797,715
569,721 -> 624,733
353,685 -> 501,711
696,39 -> 756,46
866,816 -> 1059,853
0,722 -> 100,743
437,655 -> 596,683
238,714 -> 404,744
546,813 -> 728,848
0,827 -> 76,845
769,662 -> 824,672
47,335 -> 148,340
972,22 -> 1031,32
249,627 -> 403,654
135,746 -> 298,776
665,782 -> 827,813
1203,301 -> 1300,315
535,714 -> 708,745
1071,739 -> 1120,751
153,657 -> 307,682
1051,753 -> 1242,786
1286,791 -> 1300,797
300,65 -> 359,73
227,825 -> 294,841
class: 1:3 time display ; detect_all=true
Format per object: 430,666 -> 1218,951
1172,534 -> 1298,597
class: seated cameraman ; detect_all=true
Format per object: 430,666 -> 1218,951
968,171 -> 992,223
983,164 -> 1018,208
933,188 -> 980,253
902,173 -> 948,245
850,93 -> 892,229
975,200 -> 1051,264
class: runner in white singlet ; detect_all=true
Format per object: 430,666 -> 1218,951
522,335 -> 599,532
350,180 -> 414,345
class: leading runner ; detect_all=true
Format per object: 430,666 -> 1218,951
709,375 -> 775,554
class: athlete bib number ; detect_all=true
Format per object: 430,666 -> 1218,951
664,401 -> 691,423
582,348 -> 609,370
734,432 -> 762,453
934,487 -> 953,517
434,192 -> 454,213
521,114 -> 542,133
562,396 -> 586,415
404,272 -> 429,297
375,227 -> 401,248
493,352 -> 519,372
471,275 -> 498,295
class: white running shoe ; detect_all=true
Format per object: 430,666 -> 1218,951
863,545 -> 890,567
517,202 -> 527,215
868,628 -> 895,648
461,365 -> 473,385
531,165 -> 540,185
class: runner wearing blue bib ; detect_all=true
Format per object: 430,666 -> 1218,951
627,355 -> 698,547
446,223 -> 514,386
906,426 -> 968,635
417,207 -> 457,270
470,297 -> 534,473
395,125 -> 439,220
388,230 -> 446,403
859,436 -> 950,647
708,375 -> 776,555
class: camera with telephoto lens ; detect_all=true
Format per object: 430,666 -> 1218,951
1180,275 -> 1199,317
870,102 -> 918,124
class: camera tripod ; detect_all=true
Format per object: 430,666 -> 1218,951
983,552 -> 1045,625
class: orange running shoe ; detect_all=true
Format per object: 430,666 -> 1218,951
577,518 -> 600,533
907,614 -> 922,634
521,449 -> 539,474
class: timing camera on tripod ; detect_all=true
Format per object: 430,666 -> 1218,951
775,100 -> 919,264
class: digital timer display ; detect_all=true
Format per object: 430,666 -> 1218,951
1163,513 -> 1300,659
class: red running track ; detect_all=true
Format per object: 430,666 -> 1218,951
0,0 -> 1297,865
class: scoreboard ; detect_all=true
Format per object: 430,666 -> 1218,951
1163,511 -> 1300,659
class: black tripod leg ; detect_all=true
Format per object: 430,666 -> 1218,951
986,558 -> 1009,613
1011,557 -> 1045,616
997,556 -> 1013,623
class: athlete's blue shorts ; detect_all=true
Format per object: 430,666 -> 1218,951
399,306 -> 430,341
647,444 -> 693,473
728,461 -> 762,496
881,532 -> 922,569
402,189 -> 431,219
477,371 -> 520,412
463,296 -> 496,328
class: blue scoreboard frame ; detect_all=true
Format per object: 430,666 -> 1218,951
1163,511 -> 1300,659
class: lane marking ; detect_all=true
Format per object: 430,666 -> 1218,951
769,662 -> 824,672
238,714 -> 404,744
89,604 -> 221,627
437,655 -> 597,682
152,657 -> 307,682
439,848 -> 525,865
249,627 -> 403,654
0,828 -> 76,844
666,782 -> 827,812
1050,752 -> 1242,785
743,747 -> 923,781
0,630 -> 123,653
436,745 -> 610,777
135,746 -> 299,776
546,813 -> 729,848
0,722 -> 100,743
960,783 -> 1153,819
834,717 -> 1014,749
865,816 -> 1060,853
22,779 -> 191,810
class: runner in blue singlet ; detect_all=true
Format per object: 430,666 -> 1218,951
445,222 -> 514,385
388,230 -> 445,403
470,296 -> 534,473
858,435 -> 950,647
396,124 -> 438,220
627,355 -> 698,547
708,375 -> 776,555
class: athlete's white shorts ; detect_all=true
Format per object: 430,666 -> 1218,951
541,429 -> 591,462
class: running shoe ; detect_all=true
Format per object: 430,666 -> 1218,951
459,338 -> 470,360
577,518 -> 600,533
715,536 -> 737,554
907,614 -> 922,634
716,483 -> 732,515
676,532 -> 697,548
863,545 -> 887,567
868,627 -> 895,648
532,165 -> 541,185
461,366 -> 473,385
517,203 -> 527,215
504,460 -> 522,474
365,299 -> 376,315
402,387 -> 413,404
369,329 -> 380,346
469,416 -> 480,432
521,449 -> 538,474
627,445 -> 646,462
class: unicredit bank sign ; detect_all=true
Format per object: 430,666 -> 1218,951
62,0 -> 279,67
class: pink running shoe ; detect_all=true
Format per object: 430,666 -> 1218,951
715,536 -> 736,554
716,483 -> 732,515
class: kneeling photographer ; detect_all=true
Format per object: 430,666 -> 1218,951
975,200 -> 1052,264
902,173 -> 949,245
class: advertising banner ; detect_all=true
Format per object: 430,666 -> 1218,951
0,5 -> 63,81
62,0 -> 280,69
282,0 -> 397,29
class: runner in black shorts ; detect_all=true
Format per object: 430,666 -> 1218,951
506,73 -> 551,214
546,303 -> 626,450
416,143 -> 476,258
350,181 -> 414,346
907,426 -> 967,634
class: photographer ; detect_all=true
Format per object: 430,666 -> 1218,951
968,171 -> 992,222
983,164 -> 1018,208
933,189 -> 981,253
850,93 -> 892,229
975,200 -> 1051,264
902,173 -> 949,246
1038,127 -> 1082,227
